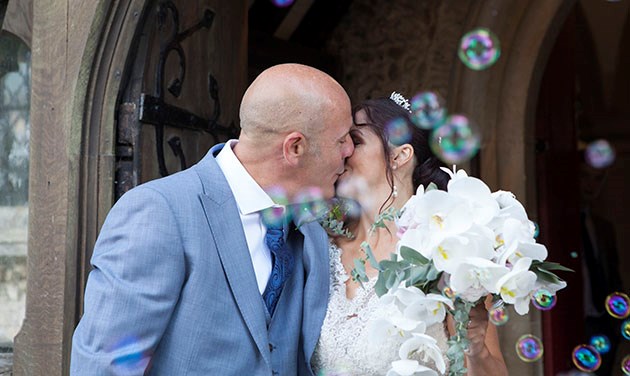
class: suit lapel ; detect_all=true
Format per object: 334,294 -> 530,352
195,150 -> 271,367
298,221 -> 330,365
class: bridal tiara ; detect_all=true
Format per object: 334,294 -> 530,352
389,91 -> 412,113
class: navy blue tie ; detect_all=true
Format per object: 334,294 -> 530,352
262,222 -> 294,316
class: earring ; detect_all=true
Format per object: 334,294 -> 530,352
393,185 -> 398,198
392,163 -> 398,170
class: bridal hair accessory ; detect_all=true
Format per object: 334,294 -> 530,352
389,92 -> 412,113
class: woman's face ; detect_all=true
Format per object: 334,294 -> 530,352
336,109 -> 391,206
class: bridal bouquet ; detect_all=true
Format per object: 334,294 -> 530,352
352,167 -> 571,376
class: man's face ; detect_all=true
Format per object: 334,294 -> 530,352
302,110 -> 354,199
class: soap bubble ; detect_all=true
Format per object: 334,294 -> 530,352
622,354 -> 630,375
458,28 -> 501,70
430,114 -> 481,164
515,334 -> 544,362
262,186 -> 290,227
410,91 -> 446,130
385,117 -> 413,145
622,319 -> 630,340
572,344 -> 602,372
108,336 -> 151,372
271,0 -> 294,8
589,335 -> 611,354
489,306 -> 509,326
532,289 -> 557,311
605,292 -> 630,319
292,187 -> 327,221
585,139 -> 615,168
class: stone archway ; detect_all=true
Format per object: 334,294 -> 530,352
449,1 -> 577,374
12,1 -> 246,374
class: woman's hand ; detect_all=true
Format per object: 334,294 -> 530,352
466,301 -> 490,358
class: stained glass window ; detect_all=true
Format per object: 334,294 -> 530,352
0,8 -> 31,354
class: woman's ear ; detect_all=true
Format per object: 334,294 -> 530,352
282,131 -> 306,166
391,144 -> 414,169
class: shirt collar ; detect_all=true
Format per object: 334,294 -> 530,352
215,139 -> 275,215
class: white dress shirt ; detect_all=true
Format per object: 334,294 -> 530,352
216,139 -> 280,294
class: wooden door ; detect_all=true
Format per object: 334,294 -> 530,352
535,9 -> 584,375
114,0 -> 244,200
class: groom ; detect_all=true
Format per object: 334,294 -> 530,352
70,63 -> 354,375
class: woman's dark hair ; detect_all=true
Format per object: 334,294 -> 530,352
352,97 -> 450,210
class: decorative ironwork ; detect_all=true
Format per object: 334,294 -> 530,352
139,2 -> 238,177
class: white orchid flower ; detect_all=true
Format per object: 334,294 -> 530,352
447,175 -> 500,226
449,257 -> 510,302
386,334 -> 444,375
378,287 -> 433,332
410,190 -> 474,239
427,225 -> 496,274
492,190 -> 529,220
404,293 -> 455,327
495,257 -> 537,314
534,279 -> 568,295
498,241 -> 548,266
398,227 -> 440,260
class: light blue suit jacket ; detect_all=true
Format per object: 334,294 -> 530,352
70,145 -> 330,375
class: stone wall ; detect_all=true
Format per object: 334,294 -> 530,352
326,0 -> 472,104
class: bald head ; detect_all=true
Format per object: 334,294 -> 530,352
239,64 -> 350,141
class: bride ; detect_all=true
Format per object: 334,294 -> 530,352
311,94 -> 509,376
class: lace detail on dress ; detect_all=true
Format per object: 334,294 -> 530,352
312,242 -> 450,376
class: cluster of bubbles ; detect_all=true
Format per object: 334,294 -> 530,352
261,186 -> 332,228
271,0 -> 294,8
567,292 -> 630,373
458,27 -> 501,71
572,344 -> 602,372
515,334 -> 544,362
292,187 -> 327,221
388,89 -> 482,165
585,139 -> 616,169
531,288 -> 557,311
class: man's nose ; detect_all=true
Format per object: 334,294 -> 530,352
343,134 -> 354,157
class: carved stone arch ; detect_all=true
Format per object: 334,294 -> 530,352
448,1 -> 576,375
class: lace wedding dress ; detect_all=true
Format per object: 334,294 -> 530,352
312,242 -> 450,376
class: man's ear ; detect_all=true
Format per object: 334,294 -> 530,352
283,131 -> 306,166
391,144 -> 414,168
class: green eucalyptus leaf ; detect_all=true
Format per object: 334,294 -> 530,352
361,242 -> 382,270
426,182 -> 438,191
385,270 -> 398,289
400,246 -> 430,265
374,272 -> 389,297
426,264 -> 440,281
379,260 -> 402,271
